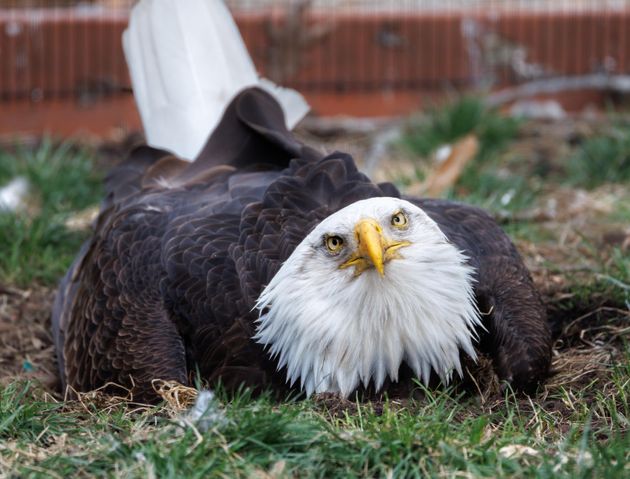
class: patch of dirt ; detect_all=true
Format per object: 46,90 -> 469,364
0,285 -> 58,390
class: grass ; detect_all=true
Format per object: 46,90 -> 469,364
1,114 -> 629,477
565,125 -> 630,189
563,246 -> 630,308
0,140 -> 103,286
449,167 -> 538,215
400,96 -> 521,161
1,371 -> 629,478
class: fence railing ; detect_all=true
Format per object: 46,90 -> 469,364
1,1 -> 629,136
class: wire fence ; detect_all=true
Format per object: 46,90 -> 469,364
1,0 -> 629,129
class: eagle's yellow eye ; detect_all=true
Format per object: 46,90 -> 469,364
391,211 -> 408,228
325,235 -> 344,253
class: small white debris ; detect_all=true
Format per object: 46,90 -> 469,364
179,390 -> 226,433
510,100 -> 566,120
553,453 -> 569,473
500,189 -> 516,206
0,176 -> 30,213
133,452 -> 156,479
551,449 -> 594,472
576,450 -> 594,469
499,444 -> 540,459
64,206 -> 100,231
435,144 -> 453,164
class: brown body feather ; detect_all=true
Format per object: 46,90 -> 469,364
52,88 -> 551,402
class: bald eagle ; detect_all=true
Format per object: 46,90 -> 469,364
52,88 -> 551,402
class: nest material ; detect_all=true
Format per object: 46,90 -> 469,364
152,379 -> 199,412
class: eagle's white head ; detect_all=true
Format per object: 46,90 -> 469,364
254,197 -> 481,397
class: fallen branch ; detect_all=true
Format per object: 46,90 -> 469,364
408,135 -> 479,197
486,74 -> 630,108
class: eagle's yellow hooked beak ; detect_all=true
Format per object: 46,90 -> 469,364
355,219 -> 386,276
340,218 -> 410,277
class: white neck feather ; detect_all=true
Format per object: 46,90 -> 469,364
254,199 -> 481,397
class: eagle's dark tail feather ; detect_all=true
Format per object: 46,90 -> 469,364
105,88 -> 319,211
193,88 -> 306,170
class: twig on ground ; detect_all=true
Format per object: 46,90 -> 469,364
486,74 -> 630,108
